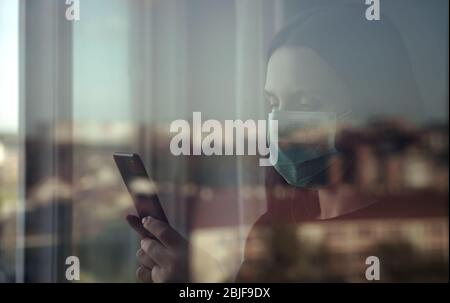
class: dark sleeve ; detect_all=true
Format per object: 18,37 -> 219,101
234,212 -> 271,282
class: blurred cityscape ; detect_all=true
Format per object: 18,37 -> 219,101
0,119 -> 448,282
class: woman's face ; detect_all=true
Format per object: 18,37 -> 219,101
264,46 -> 350,114
264,47 -> 352,189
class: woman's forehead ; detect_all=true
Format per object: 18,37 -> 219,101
264,46 -> 346,100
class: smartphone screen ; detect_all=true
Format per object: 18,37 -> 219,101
113,152 -> 168,223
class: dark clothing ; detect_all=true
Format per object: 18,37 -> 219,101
235,168 -> 448,282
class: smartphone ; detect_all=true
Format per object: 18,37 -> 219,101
113,152 -> 168,238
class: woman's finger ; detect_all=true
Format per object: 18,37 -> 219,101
151,265 -> 166,283
141,238 -> 171,267
136,248 -> 156,269
142,216 -> 184,250
126,214 -> 151,239
136,265 -> 153,282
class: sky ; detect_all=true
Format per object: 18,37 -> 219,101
73,0 -> 131,123
0,0 -> 18,134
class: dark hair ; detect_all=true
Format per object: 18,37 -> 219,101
266,4 -> 423,123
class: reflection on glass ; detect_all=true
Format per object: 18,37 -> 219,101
0,0 -> 448,283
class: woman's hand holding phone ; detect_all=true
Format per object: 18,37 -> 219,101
126,214 -> 189,283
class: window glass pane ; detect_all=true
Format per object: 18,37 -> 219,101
2,0 -> 448,283
72,0 -> 136,282
0,0 -> 18,283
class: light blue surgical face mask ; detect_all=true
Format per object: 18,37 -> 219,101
268,110 -> 339,188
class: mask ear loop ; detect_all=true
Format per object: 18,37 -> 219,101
334,110 -> 353,144
333,110 -> 354,186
